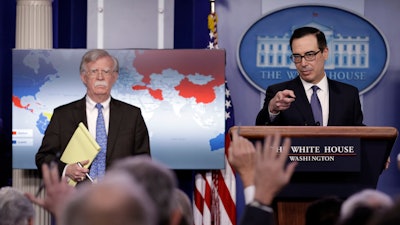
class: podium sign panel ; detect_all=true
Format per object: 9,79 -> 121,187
230,126 -> 397,198
290,137 -> 361,172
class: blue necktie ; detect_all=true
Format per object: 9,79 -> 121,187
311,85 -> 323,126
89,103 -> 107,180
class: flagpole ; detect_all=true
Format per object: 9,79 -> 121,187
208,0 -> 218,49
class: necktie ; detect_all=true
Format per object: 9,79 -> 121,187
89,103 -> 107,180
310,85 -> 322,126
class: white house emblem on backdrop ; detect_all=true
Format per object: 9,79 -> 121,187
237,5 -> 388,95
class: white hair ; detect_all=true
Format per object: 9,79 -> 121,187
0,187 -> 35,225
340,189 -> 393,221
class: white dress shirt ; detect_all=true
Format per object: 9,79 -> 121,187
300,75 -> 329,126
86,96 -> 111,137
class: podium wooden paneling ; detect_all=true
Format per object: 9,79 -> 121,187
230,126 -> 398,225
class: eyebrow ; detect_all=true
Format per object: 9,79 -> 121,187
292,50 -> 319,55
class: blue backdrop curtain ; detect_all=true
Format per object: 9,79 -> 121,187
0,0 -> 16,187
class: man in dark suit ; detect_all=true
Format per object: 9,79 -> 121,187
256,26 -> 364,126
35,49 -> 150,183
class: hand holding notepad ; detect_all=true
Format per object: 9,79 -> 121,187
60,122 -> 100,186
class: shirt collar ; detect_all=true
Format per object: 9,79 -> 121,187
300,74 -> 328,92
86,95 -> 111,110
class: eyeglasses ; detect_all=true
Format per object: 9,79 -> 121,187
290,50 -> 321,63
86,69 -> 115,77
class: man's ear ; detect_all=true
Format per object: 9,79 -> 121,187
169,208 -> 183,225
323,47 -> 329,60
28,217 -> 34,225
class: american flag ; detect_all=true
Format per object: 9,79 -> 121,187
193,81 -> 237,225
193,2 -> 236,224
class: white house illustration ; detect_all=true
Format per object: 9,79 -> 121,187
256,22 -> 369,69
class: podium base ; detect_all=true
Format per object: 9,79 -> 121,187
276,201 -> 312,225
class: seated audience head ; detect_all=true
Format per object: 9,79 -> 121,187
0,186 -> 35,225
60,172 -> 156,225
109,155 -> 179,225
173,188 -> 193,225
367,199 -> 400,225
305,196 -> 343,225
338,189 -> 393,225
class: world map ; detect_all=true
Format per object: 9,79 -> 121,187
12,49 -> 226,169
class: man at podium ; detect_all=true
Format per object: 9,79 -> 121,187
255,26 -> 364,127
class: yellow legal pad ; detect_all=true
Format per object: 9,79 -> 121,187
60,122 -> 100,186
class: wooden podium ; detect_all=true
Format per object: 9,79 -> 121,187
230,126 -> 398,225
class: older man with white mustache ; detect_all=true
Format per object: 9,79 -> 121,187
36,49 -> 151,184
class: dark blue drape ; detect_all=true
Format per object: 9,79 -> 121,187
0,0 -> 16,187
53,0 -> 87,48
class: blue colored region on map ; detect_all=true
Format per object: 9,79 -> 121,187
36,113 -> 50,135
13,51 -> 58,98
209,133 -> 224,151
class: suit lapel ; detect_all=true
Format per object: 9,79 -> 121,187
74,97 -> 89,127
327,79 -> 339,125
289,77 -> 315,125
106,98 -> 121,163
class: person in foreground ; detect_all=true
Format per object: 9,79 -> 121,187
25,163 -> 75,222
305,196 -> 343,225
109,155 -> 183,225
173,188 -> 194,225
367,199 -> 400,225
256,26 -> 364,126
60,172 -> 157,225
230,131 -> 297,225
26,158 -> 159,225
336,189 -> 393,225
35,49 -> 150,183
0,186 -> 35,225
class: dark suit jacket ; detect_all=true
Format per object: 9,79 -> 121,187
256,76 -> 364,126
239,205 -> 275,225
35,97 -> 150,174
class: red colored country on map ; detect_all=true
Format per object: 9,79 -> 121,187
13,95 -> 32,112
132,50 -> 225,104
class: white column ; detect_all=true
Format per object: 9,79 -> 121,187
158,0 -> 165,49
14,1 -> 53,224
15,0 -> 53,48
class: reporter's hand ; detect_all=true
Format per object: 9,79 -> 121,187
25,163 -> 75,221
253,133 -> 297,205
228,131 -> 256,188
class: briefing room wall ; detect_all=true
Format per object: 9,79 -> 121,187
362,0 -> 400,195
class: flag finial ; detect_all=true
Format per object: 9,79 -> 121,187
210,0 -> 215,14
207,0 -> 218,49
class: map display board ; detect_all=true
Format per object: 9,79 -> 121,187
12,49 -> 225,169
